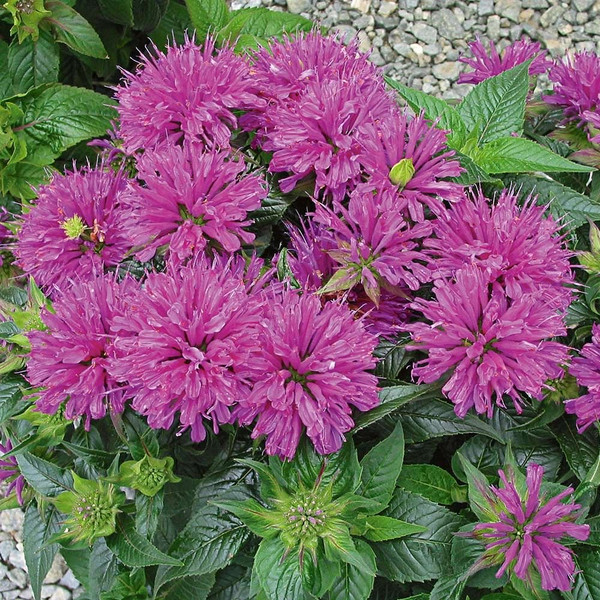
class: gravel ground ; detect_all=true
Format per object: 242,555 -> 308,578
4,1 -> 600,598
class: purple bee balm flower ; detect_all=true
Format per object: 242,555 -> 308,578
15,165 -> 132,294
0,438 -> 25,505
27,275 -> 138,428
545,52 -> 600,124
584,110 -> 600,143
360,109 -> 465,223
566,323 -> 600,432
312,184 -> 432,304
263,75 -> 395,201
115,36 -> 264,153
111,260 -> 264,442
458,37 -> 551,85
125,142 -> 267,266
469,463 -> 589,591
235,289 -> 379,459
426,188 -> 573,311
406,267 -> 568,418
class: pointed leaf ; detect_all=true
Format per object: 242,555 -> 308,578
7,31 -> 59,94
397,464 -> 463,505
16,452 -> 73,497
457,453 -> 494,521
219,8 -> 312,41
213,499 -> 278,538
363,515 -> 427,542
185,0 -> 228,40
326,539 -> 376,600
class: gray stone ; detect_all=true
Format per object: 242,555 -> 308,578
7,567 -> 27,588
351,0 -> 372,11
286,0 -> 311,13
540,5 -> 565,27
0,579 -> 17,593
369,48 -> 386,64
49,587 -> 72,600
478,0 -> 494,15
45,554 -> 67,585
574,0 -> 595,10
331,24 -> 358,41
522,0 -> 548,7
432,61 -> 461,80
412,22 -> 438,44
430,8 -> 465,39
3,591 -> 23,600
0,509 -> 24,534
495,0 -> 521,21
0,539 -> 13,561
378,0 -> 398,16
42,585 -> 59,599
354,14 -> 374,28
487,14 -> 501,37
8,547 -> 27,571
59,570 -> 81,590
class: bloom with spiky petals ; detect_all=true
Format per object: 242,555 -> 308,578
240,32 -> 388,140
468,463 -> 589,591
111,261 -> 263,442
426,188 -> 573,310
0,438 -> 25,504
125,142 -> 266,266
115,36 -> 264,153
545,52 -> 600,124
566,323 -> 600,432
27,275 -> 138,428
360,109 -> 464,222
264,77 -> 395,201
458,38 -> 551,85
15,166 -> 132,294
406,267 -> 568,418
235,289 -> 379,459
312,184 -> 432,304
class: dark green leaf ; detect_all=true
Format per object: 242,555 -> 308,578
456,453 -> 493,521
473,137 -> 594,174
362,515 -> 426,542
400,398 -> 505,444
151,1 -> 194,47
458,61 -> 530,145
16,452 -> 73,497
23,502 -> 61,600
136,488 -> 163,539
132,0 -> 169,32
105,515 -> 183,567
161,572 -> 217,600
396,464 -> 463,505
97,0 -> 133,25
185,0 -> 229,40
219,8 -> 312,42
551,417 -> 599,481
429,575 -> 466,600
46,1 -> 108,59
0,375 -> 25,425
0,41 -> 11,99
88,539 -> 118,600
360,421 -> 404,509
326,539 -> 376,600
60,544 -> 91,590
208,562 -> 251,600
249,193 -> 295,226
452,151 -> 499,185
374,489 -> 467,583
7,31 -> 60,95
570,549 -> 600,600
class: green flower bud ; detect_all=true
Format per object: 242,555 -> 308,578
14,404 -> 68,445
389,158 -> 415,188
54,473 -> 124,545
61,215 -> 87,240
118,455 -> 181,497
4,0 -> 51,43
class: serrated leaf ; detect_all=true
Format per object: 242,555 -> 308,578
7,31 -> 59,95
326,539 -> 376,600
60,544 -> 91,590
456,453 -> 493,521
0,41 -> 11,99
250,193 -> 295,226
452,151 -> 499,185
185,0 -> 229,40
458,62 -> 530,145
161,572 -> 217,600
151,1 -> 194,47
132,0 -> 169,32
373,489 -> 467,583
105,515 -> 183,567
97,0 -> 133,25
400,398 -> 505,444
430,575 -> 466,600
360,421 -> 404,509
208,562 -> 251,600
0,375 -> 25,425
384,78 -> 466,147
16,452 -> 73,497
46,1 -> 108,59
219,8 -> 312,42
473,137 -> 594,174
551,417 -> 599,481
363,515 -> 427,542
23,502 -> 61,600
397,464 -> 462,505
136,488 -> 163,539
88,539 -> 118,600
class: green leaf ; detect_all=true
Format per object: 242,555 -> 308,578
0,41 -> 11,100
60,544 -> 91,590
219,8 -> 313,42
208,562 -> 251,600
326,539 -> 376,600
161,573 -> 217,600
551,417 -> 599,481
23,502 -> 61,600
472,137 -> 594,174
458,62 -> 530,145
429,575 -> 467,600
400,398 -> 505,444
362,515 -> 427,542
136,488 -> 163,539
452,151 -> 499,185
88,539 -> 118,600
17,84 -> 117,155
185,0 -> 229,40
46,1 -> 108,59
384,78 -> 466,147
151,0 -> 194,47
7,31 -> 59,95
456,453 -> 494,521
132,0 -> 169,32
105,515 -> 183,567
373,489 -> 467,583
0,375 -> 24,425
249,193 -> 294,226
360,421 -> 404,509
97,0 -> 133,25
16,452 -> 73,497
567,558 -> 600,600
323,522 -> 376,575
214,498 -> 278,538
396,464 -> 463,505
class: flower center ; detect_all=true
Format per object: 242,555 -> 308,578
284,491 -> 327,541
178,204 -> 206,226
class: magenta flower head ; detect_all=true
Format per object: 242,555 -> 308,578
0,438 -> 25,505
406,267 -> 568,418
360,110 -> 465,222
426,188 -> 573,310
111,259 -> 264,442
125,141 -> 267,266
27,274 -> 139,428
115,35 -> 264,153
469,463 -> 589,591
567,323 -> 600,432
15,165 -> 132,294
458,37 -> 551,85
545,52 -> 600,124
312,184 -> 432,304
235,289 -> 379,459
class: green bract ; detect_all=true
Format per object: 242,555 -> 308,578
4,0 -> 51,43
117,455 -> 181,497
